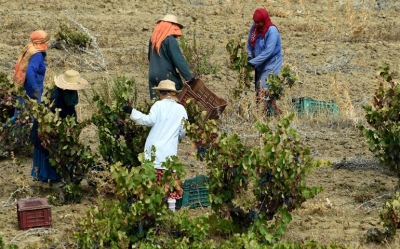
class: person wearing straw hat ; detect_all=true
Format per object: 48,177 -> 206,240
122,79 -> 187,199
30,70 -> 89,183
50,69 -> 89,118
148,14 -> 195,100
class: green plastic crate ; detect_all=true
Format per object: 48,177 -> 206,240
176,175 -> 210,209
292,97 -> 339,116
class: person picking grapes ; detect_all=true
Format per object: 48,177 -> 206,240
122,79 -> 187,202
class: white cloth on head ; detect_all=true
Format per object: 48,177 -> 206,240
129,98 -> 187,169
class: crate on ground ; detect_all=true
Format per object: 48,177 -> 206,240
17,198 -> 52,230
178,79 -> 227,121
176,174 -> 210,209
292,97 -> 339,116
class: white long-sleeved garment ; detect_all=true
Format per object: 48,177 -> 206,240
129,98 -> 187,169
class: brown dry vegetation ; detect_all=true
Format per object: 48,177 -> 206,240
1,0 -> 400,248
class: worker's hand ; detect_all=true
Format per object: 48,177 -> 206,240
31,89 -> 40,100
247,56 -> 252,61
187,78 -> 196,85
122,105 -> 133,114
247,61 -> 255,69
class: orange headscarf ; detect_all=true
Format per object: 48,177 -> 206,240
150,21 -> 182,55
13,30 -> 50,87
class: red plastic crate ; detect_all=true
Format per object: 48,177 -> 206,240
178,79 -> 227,121
17,198 -> 52,230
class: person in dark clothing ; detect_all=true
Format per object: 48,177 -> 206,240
148,14 -> 195,99
30,70 -> 89,182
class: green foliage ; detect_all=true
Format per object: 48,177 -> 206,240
74,156 -> 187,248
90,76 -> 151,167
0,71 -> 14,123
184,99 -> 218,160
0,71 -> 32,155
31,97 -> 97,184
138,211 -> 215,249
226,39 -> 253,98
179,30 -> 219,77
0,237 -> 18,249
217,233 -> 350,248
28,94 -> 97,204
54,21 -> 91,48
185,112 -> 321,238
380,191 -> 400,236
64,182 -> 83,203
358,64 -> 400,176
266,66 -> 296,100
249,117 -> 321,236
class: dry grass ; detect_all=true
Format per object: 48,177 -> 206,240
323,0 -> 366,41
331,74 -> 360,126
218,87 -> 279,147
368,21 -> 400,42
268,7 -> 291,18
298,197 -> 337,215
1,152 -> 33,207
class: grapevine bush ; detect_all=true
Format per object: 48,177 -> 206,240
358,64 -> 400,189
184,98 -> 321,241
29,96 -> 97,203
380,191 -> 400,236
90,76 -> 151,167
0,71 -> 32,156
226,39 -> 253,98
74,155 -> 187,248
180,30 -> 219,78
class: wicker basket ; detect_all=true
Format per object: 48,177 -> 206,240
178,79 -> 227,121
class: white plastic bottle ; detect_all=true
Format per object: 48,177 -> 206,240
167,198 -> 176,212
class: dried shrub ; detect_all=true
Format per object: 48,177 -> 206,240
54,21 -> 91,48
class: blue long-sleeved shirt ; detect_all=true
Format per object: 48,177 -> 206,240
24,52 -> 46,103
247,26 -> 283,87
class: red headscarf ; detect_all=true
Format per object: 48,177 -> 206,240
249,8 -> 277,49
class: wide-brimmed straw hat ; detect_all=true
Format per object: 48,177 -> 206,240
54,70 -> 89,90
157,14 -> 184,29
152,80 -> 180,92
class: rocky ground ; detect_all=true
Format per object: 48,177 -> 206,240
1,0 -> 400,248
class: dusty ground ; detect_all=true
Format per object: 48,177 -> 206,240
1,0 -> 400,248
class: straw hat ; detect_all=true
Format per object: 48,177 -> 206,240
152,80 -> 180,92
157,14 -> 184,29
54,70 -> 89,90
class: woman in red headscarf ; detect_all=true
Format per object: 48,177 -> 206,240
247,8 -> 283,115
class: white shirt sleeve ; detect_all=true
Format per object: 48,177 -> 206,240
129,104 -> 158,127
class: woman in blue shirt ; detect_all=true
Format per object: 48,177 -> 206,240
247,8 -> 283,114
14,30 -> 53,181
14,30 -> 50,102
